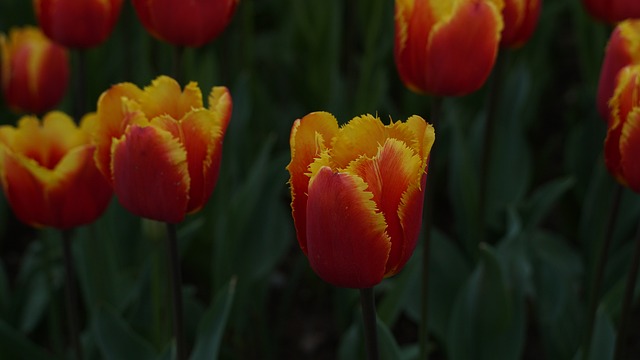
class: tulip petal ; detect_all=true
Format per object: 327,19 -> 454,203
620,108 -> 640,192
139,76 -> 203,120
306,166 -> 391,288
0,148 -> 52,227
209,86 -> 232,135
331,115 -> 387,168
94,82 -> 145,181
111,125 -> 190,223
346,138 -> 423,275
47,145 -> 112,228
426,0 -> 503,96
287,112 -> 339,254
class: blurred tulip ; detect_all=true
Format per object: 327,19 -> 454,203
92,76 -> 232,223
582,0 -> 640,24
597,20 -> 640,122
500,0 -> 541,48
131,0 -> 238,47
33,0 -> 123,48
0,112 -> 112,229
287,112 -> 435,288
1,26 -> 69,114
605,65 -> 640,193
394,0 -> 504,96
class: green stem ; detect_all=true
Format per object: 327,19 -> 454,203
613,217 -> 640,360
61,229 -> 83,360
479,50 -> 508,239
165,223 -> 186,360
420,96 -> 441,360
73,50 -> 87,122
360,287 -> 379,360
583,184 -> 623,360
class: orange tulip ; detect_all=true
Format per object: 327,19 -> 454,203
597,20 -> 640,122
131,0 -> 238,47
605,65 -> 640,193
394,0 -> 504,96
287,112 -> 435,288
92,76 -> 232,223
500,0 -> 541,48
582,0 -> 640,24
34,0 -> 123,48
0,112 -> 112,229
1,26 -> 69,114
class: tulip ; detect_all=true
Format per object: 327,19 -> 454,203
33,0 -> 123,48
131,0 -> 239,47
597,20 -> 640,122
0,112 -> 112,229
581,0 -> 640,24
394,0 -> 504,96
287,112 -> 435,288
92,76 -> 232,223
0,26 -> 69,114
500,0 -> 542,48
605,65 -> 640,193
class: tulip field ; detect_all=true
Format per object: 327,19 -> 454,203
1,0 -> 640,360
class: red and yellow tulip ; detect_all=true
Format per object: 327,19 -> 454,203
500,0 -> 541,48
597,20 -> 640,123
394,0 -> 504,96
0,112 -> 112,229
1,26 -> 69,114
581,0 -> 640,24
33,0 -> 124,48
605,65 -> 640,193
92,76 -> 232,223
287,112 -> 435,288
131,0 -> 238,47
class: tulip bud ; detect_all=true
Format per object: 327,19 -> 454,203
597,20 -> 640,123
605,65 -> 640,193
500,0 -> 542,48
92,76 -> 232,223
394,0 -> 504,96
287,112 -> 435,288
131,0 -> 239,47
1,26 -> 69,114
0,112 -> 112,229
34,0 -> 124,48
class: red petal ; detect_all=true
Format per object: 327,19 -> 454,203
306,166 -> 391,288
287,112 -> 339,254
425,0 -> 502,96
0,149 -> 52,227
620,108 -> 640,192
111,125 -> 189,223
346,139 -> 423,275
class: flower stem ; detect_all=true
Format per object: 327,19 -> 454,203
479,50 -> 508,240
360,287 -> 379,360
61,229 -> 83,360
613,216 -> 640,359
165,223 -> 186,360
420,96 -> 441,360
583,184 -> 623,360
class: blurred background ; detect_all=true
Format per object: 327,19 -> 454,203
1,0 -> 639,359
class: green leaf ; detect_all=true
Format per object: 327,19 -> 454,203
587,307 -> 615,360
92,305 -> 158,360
337,313 -> 402,360
0,319 -> 56,360
447,244 -> 524,360
190,277 -> 237,360
522,177 -> 575,229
